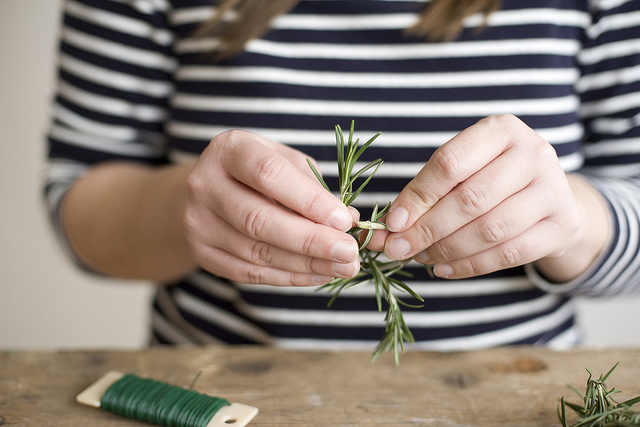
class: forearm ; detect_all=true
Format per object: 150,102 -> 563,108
62,161 -> 198,282
534,173 -> 611,283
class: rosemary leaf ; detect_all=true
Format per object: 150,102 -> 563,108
306,159 -> 330,192
559,363 -> 640,426
348,159 -> 383,187
346,161 -> 383,206
336,125 -> 345,187
354,132 -> 382,162
308,121 -> 423,365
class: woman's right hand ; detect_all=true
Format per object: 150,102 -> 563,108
184,130 -> 360,286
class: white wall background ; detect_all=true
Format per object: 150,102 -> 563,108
0,0 -> 153,349
1,0 -> 638,351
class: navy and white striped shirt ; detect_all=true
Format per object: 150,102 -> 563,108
46,0 -> 640,352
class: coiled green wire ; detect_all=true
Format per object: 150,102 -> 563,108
100,373 -> 230,427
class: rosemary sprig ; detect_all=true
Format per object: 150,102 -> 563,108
307,121 -> 424,365
558,362 -> 640,427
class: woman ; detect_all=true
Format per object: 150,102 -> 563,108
46,0 -> 640,354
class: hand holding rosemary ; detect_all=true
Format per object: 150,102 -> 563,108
307,121 -> 424,364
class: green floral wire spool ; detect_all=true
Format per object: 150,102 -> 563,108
100,373 -> 227,426
76,371 -> 258,427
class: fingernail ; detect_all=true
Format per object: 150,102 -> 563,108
387,207 -> 409,232
386,238 -> 411,260
312,275 -> 333,285
434,263 -> 454,278
414,250 -> 430,264
332,262 -> 356,278
331,240 -> 359,263
329,208 -> 354,231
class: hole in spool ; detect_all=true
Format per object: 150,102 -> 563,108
223,416 -> 238,424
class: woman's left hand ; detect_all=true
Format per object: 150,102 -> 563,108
368,114 -> 590,280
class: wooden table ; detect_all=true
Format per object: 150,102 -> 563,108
1,346 -> 639,426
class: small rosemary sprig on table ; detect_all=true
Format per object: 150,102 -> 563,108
558,362 -> 640,426
307,121 -> 424,365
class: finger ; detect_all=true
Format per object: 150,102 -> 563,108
362,228 -> 388,252
223,134 -> 353,232
187,208 -> 359,279
430,218 -> 569,279
192,241 -> 336,286
208,176 -> 360,264
348,206 -> 360,223
421,186 -> 553,264
385,115 -> 526,233
245,131 -> 321,182
384,141 -> 534,260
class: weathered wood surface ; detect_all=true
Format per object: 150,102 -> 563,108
1,346 -> 639,426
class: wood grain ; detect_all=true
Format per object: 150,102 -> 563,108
1,346 -> 639,426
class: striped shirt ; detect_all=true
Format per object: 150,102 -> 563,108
46,0 -> 640,352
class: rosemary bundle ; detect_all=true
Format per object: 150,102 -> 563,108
559,362 -> 640,427
307,121 -> 424,364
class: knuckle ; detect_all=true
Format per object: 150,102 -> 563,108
300,230 -> 320,257
406,185 -> 438,210
217,128 -> 242,139
303,190 -> 326,217
287,273 -> 310,287
182,208 -> 199,236
254,154 -> 286,191
478,217 -> 508,243
217,129 -> 250,150
498,244 -> 522,267
482,113 -> 520,131
185,171 -> 205,199
244,265 -> 267,284
250,241 -> 275,265
496,113 -> 520,126
297,272 -> 317,286
414,220 -> 437,245
242,206 -> 270,239
458,257 -> 480,277
223,129 -> 247,139
432,146 -> 462,179
535,140 -> 558,161
567,210 -> 582,234
456,184 -> 487,216
479,114 -> 524,145
431,241 -> 453,261
304,256 -> 318,274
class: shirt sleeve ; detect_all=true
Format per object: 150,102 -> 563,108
527,0 -> 640,297
43,0 -> 176,271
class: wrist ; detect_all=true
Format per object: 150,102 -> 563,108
534,173 -> 611,283
149,161 -> 199,281
63,161 -> 198,282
